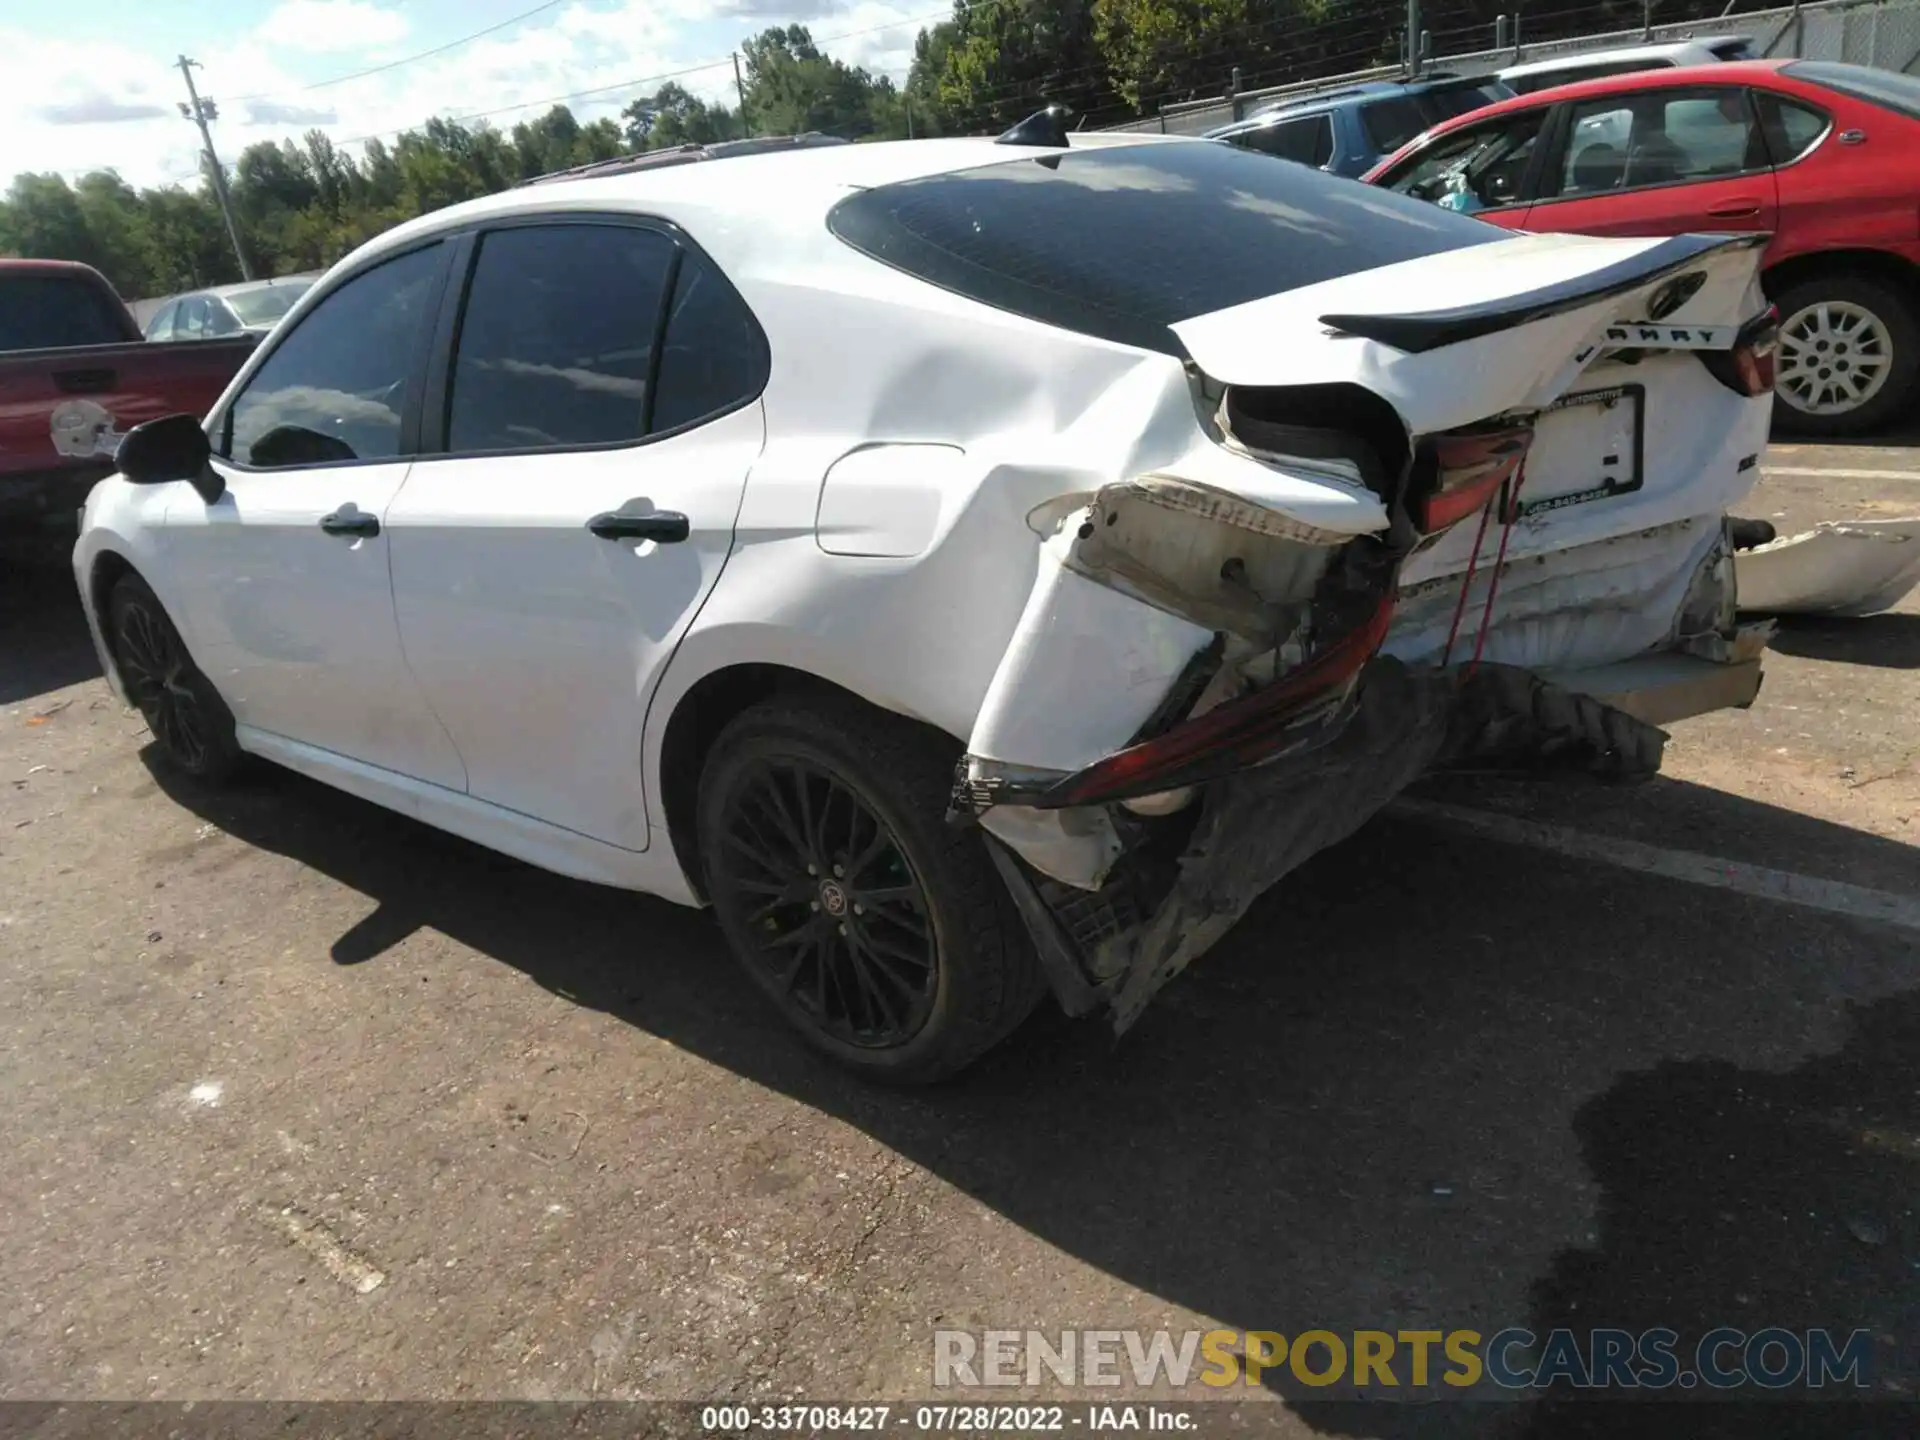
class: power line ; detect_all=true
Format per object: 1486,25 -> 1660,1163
336,7 -> 952,146
226,0 -> 567,103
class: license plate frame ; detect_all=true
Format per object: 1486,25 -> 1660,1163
1512,382 -> 1645,520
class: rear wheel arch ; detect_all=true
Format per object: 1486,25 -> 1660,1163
1763,247 -> 1920,305
657,662 -> 963,904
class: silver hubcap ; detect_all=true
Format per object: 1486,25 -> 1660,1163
1777,299 -> 1892,416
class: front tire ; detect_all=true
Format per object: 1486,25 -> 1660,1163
696,694 -> 1043,1085
1772,274 -> 1920,438
107,572 -> 244,784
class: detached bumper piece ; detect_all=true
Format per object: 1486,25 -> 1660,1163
992,653 -> 1714,1030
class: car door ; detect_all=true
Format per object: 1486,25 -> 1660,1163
154,239 -> 468,790
1371,106 -> 1550,228
1523,85 -> 1779,241
385,217 -> 765,852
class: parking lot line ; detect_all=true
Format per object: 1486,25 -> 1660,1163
1763,466 -> 1920,482
1393,798 -> 1920,932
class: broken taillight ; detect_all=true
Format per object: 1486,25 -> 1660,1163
1032,591 -> 1395,810
1417,422 -> 1534,533
1702,306 -> 1779,398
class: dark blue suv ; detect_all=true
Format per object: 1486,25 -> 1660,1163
1205,74 -> 1514,178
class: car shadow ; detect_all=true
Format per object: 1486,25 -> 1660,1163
0,548 -> 101,706
1764,613 -> 1920,672
143,755 -> 1920,1436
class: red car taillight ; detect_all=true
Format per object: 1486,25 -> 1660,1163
1034,592 -> 1395,810
1417,422 -> 1534,533
1703,306 -> 1779,398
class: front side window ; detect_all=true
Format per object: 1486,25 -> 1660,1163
827,142 -> 1500,357
446,224 -> 677,453
1380,111 -> 1545,212
224,243 -> 443,469
1550,88 -> 1764,197
1237,115 -> 1335,167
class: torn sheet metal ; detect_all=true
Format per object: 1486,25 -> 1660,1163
1097,657 -> 1453,1033
1736,518 -> 1920,618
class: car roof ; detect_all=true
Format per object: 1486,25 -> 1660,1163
1498,35 -> 1752,78
194,276 -> 313,300
350,132 -> 1194,273
1239,72 -> 1502,122
1412,57 -> 1793,133
0,257 -> 107,279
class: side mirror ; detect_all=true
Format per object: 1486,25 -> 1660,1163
116,413 -> 224,505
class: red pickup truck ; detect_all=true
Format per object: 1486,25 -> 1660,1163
0,259 -> 258,534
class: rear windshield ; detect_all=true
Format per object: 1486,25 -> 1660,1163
826,141 -> 1501,356
1787,60 -> 1920,120
0,273 -> 129,350
228,281 -> 310,326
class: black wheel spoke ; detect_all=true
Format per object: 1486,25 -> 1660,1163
713,753 -> 938,1050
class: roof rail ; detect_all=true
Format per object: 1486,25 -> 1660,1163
515,132 -> 852,187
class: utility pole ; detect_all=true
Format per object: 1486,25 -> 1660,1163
732,51 -> 751,138
175,55 -> 252,281
1405,0 -> 1423,78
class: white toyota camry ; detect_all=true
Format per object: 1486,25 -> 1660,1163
76,118 -> 1778,1082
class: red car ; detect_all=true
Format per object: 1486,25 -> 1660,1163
1364,60 -> 1920,436
0,259 -> 258,535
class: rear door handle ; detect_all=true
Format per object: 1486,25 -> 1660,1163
1706,199 -> 1762,219
587,509 -> 690,543
319,509 -> 380,538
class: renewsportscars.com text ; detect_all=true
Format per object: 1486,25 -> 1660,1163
933,1327 -> 1874,1394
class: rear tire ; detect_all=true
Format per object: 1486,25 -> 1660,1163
107,573 -> 245,785
696,694 -> 1043,1085
1771,273 -> 1920,438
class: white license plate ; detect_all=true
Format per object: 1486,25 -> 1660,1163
1516,384 -> 1643,519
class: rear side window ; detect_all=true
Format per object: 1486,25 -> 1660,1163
1755,93 -> 1830,163
1785,61 -> 1920,120
447,224 -> 677,453
827,142 -> 1499,357
224,243 -> 443,468
650,252 -> 767,434
1236,114 -> 1335,167
0,274 -> 128,349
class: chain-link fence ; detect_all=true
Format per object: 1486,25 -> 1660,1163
1099,0 -> 1920,136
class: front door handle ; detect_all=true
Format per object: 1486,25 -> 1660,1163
1706,199 -> 1762,219
319,509 -> 380,538
587,509 -> 690,543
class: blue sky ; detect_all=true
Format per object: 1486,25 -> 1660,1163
5,0 -> 933,188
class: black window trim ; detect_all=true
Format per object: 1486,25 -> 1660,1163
1528,81 -> 1773,213
212,236 -> 456,475
411,210 -> 770,467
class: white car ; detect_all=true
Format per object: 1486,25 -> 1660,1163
1497,35 -> 1756,95
76,121 -> 1778,1082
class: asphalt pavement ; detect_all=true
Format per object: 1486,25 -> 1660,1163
1,448 -> 1917,1438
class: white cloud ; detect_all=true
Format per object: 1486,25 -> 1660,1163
254,1 -> 411,55
0,0 -> 932,190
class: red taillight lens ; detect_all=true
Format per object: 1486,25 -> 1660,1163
1416,423 -> 1533,533
1704,306 -> 1779,398
1034,592 -> 1395,810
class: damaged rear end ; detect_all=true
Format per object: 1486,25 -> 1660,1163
955,227 -> 1778,1032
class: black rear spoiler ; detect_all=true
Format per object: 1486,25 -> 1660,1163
1319,232 -> 1769,354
